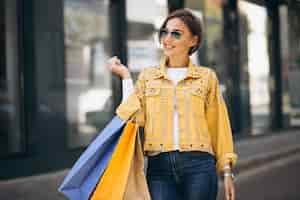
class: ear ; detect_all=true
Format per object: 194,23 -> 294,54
190,35 -> 199,47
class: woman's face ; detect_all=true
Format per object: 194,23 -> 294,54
160,17 -> 198,58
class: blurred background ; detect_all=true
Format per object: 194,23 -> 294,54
0,0 -> 300,199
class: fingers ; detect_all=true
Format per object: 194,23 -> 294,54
107,56 -> 123,74
230,183 -> 235,200
108,56 -> 121,66
225,188 -> 233,200
224,179 -> 235,200
225,184 -> 230,200
231,186 -> 235,200
107,56 -> 130,78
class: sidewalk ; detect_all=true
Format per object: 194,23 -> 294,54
235,129 -> 300,174
0,130 -> 300,200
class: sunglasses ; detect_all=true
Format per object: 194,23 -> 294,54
159,29 -> 182,40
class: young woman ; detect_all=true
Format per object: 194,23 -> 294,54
107,8 -> 237,200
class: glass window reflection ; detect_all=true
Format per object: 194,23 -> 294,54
279,4 -> 300,127
126,0 -> 168,80
64,0 -> 112,148
239,1 -> 271,134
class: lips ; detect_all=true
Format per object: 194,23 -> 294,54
164,45 -> 175,50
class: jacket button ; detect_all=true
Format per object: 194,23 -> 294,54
160,144 -> 163,150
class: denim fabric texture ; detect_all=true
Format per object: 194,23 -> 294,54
146,150 -> 218,200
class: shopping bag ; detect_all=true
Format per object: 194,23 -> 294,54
58,116 -> 126,200
90,121 -> 151,200
123,128 -> 151,200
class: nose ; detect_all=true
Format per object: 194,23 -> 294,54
162,33 -> 173,43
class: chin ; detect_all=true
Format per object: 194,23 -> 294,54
163,50 -> 177,57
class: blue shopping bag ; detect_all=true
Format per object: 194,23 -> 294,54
58,116 -> 126,200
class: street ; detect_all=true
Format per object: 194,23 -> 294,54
218,153 -> 300,200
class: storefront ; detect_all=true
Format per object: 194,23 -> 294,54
0,0 -> 299,179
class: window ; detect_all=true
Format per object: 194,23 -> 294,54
126,0 -> 168,80
239,1 -> 271,133
64,0 -> 112,148
279,4 -> 300,127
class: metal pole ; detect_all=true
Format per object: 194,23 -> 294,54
109,0 -> 127,109
222,0 -> 242,133
266,0 -> 283,129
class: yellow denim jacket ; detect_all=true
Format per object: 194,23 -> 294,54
116,56 -> 237,172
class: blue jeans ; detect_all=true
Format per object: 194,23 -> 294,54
146,151 -> 218,200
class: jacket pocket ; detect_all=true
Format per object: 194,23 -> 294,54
190,87 -> 207,100
189,87 -> 206,118
145,87 -> 160,96
145,87 -> 161,137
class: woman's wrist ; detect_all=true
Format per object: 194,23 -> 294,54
223,163 -> 232,171
222,163 -> 235,180
223,171 -> 235,180
121,69 -> 131,79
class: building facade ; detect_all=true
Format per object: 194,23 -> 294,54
0,0 -> 299,179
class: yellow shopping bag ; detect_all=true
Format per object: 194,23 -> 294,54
90,121 -> 150,200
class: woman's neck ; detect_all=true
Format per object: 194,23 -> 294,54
166,55 -> 189,68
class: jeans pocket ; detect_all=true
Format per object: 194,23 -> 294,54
180,151 -> 217,172
147,153 -> 170,174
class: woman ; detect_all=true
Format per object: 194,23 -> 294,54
107,9 -> 237,200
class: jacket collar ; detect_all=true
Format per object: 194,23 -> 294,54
154,56 -> 202,79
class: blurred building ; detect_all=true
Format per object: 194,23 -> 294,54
0,0 -> 299,179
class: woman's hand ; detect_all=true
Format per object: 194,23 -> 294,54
224,176 -> 235,200
107,56 -> 131,79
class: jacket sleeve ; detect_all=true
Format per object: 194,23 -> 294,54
205,70 -> 238,173
115,70 -> 146,127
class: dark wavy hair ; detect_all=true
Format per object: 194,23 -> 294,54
158,8 -> 203,55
